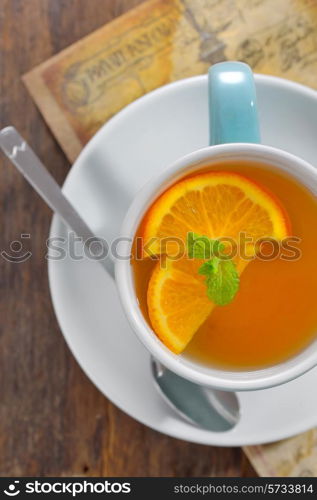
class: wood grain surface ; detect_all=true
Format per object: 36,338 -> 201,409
0,0 -> 257,477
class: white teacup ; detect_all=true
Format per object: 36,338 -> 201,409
116,62 -> 317,391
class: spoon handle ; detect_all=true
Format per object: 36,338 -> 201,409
0,126 -> 114,277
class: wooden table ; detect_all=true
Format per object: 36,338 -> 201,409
0,0 -> 256,476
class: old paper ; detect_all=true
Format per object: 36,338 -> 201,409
23,0 -> 317,162
244,430 -> 317,477
23,0 -> 317,477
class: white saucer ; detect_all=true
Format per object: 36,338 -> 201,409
48,75 -> 317,446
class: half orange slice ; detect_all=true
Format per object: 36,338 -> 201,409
141,172 -> 290,258
148,256 -> 249,354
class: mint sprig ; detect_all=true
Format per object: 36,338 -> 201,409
187,232 -> 239,306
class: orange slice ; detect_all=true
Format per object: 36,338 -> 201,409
141,172 -> 290,257
147,256 -> 248,354
144,171 -> 291,354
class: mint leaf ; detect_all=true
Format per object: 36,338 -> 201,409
186,232 -> 240,305
187,232 -> 224,259
198,257 -> 221,275
199,257 -> 239,306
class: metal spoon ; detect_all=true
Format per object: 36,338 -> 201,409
152,359 -> 239,431
0,126 -> 240,431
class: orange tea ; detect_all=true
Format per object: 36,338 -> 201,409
132,162 -> 317,370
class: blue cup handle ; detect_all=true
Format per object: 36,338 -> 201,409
208,62 -> 260,145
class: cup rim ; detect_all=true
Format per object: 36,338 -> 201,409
115,143 -> 317,391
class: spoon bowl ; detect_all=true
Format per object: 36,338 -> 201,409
151,358 -> 240,432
